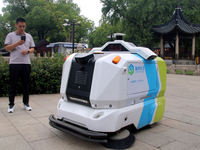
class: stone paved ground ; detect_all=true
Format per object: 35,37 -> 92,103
0,74 -> 200,150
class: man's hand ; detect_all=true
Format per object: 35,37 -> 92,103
17,40 -> 25,46
21,49 -> 28,55
5,40 -> 25,52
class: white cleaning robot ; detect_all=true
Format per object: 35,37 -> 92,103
49,33 -> 167,149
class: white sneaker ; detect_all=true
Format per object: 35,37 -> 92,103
23,104 -> 32,111
8,105 -> 14,113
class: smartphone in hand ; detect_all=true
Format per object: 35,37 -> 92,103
21,35 -> 26,41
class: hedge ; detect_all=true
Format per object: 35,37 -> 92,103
0,53 -> 66,97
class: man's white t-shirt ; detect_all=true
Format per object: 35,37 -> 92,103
4,32 -> 35,64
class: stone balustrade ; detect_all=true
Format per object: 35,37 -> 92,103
167,64 -> 200,75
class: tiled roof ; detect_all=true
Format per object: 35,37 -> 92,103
152,8 -> 200,35
35,39 -> 49,46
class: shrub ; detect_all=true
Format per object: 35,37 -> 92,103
0,53 -> 66,97
0,56 -> 9,96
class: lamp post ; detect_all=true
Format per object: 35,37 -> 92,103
107,30 -> 114,41
63,19 -> 81,53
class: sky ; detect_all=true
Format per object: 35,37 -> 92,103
0,0 -> 103,27
0,0 -> 6,15
73,0 -> 103,27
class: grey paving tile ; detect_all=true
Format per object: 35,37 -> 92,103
173,93 -> 198,99
0,121 -> 19,138
40,94 -> 61,101
180,105 -> 200,113
160,141 -> 192,150
164,111 -> 194,123
147,123 -> 170,134
165,106 -> 190,115
183,111 -> 200,120
49,97 -> 60,104
16,123 -> 55,142
36,99 -> 56,107
36,116 -> 53,129
29,94 -> 60,105
29,97 -> 49,103
160,128 -> 200,146
0,111 -> 9,122
189,118 -> 200,126
159,118 -> 200,134
128,140 -> 159,150
36,100 -> 57,112
50,128 -> 84,144
192,130 -> 200,136
31,99 -> 57,114
7,114 -> 39,127
27,107 -> 51,118
49,109 -> 57,114
72,140 -> 108,150
0,97 -> 7,101
134,130 -> 174,148
165,101 -> 187,108
29,137 -> 74,150
33,98 -> 51,104
165,97 -> 185,104
188,143 -> 200,150
188,148 -> 200,150
0,99 -> 8,109
0,134 -> 33,150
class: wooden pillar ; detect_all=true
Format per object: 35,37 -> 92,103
175,32 -> 179,59
160,35 -> 164,58
192,34 -> 195,59
68,28 -> 70,42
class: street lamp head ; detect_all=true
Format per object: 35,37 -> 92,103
63,23 -> 70,26
77,21 -> 81,24
64,19 -> 69,23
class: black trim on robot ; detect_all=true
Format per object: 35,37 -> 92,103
102,44 -> 129,51
49,115 -> 108,143
66,53 -> 107,107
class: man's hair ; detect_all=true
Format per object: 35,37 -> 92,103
16,18 -> 26,24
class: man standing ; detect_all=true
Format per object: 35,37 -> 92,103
5,18 -> 35,113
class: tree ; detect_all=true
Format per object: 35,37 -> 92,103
75,16 -> 95,43
1,0 -> 94,43
100,0 -> 200,49
45,0 -> 78,42
25,5 -> 57,40
181,0 -> 200,57
2,0 -> 58,40
0,14 -> 13,48
88,20 -> 123,47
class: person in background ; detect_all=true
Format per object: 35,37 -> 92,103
4,17 -> 35,113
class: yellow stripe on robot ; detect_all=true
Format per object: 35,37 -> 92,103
153,57 -> 167,123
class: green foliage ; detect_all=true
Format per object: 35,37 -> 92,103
25,4 -> 56,40
0,0 -> 94,43
88,21 -> 123,47
186,71 -> 193,75
0,14 -> 11,48
99,0 -> 179,48
29,53 -> 65,94
0,56 -> 9,96
97,0 -> 200,51
175,70 -> 194,75
0,53 -> 65,97
75,16 -> 95,43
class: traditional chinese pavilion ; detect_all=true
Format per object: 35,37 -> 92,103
152,7 -> 200,59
